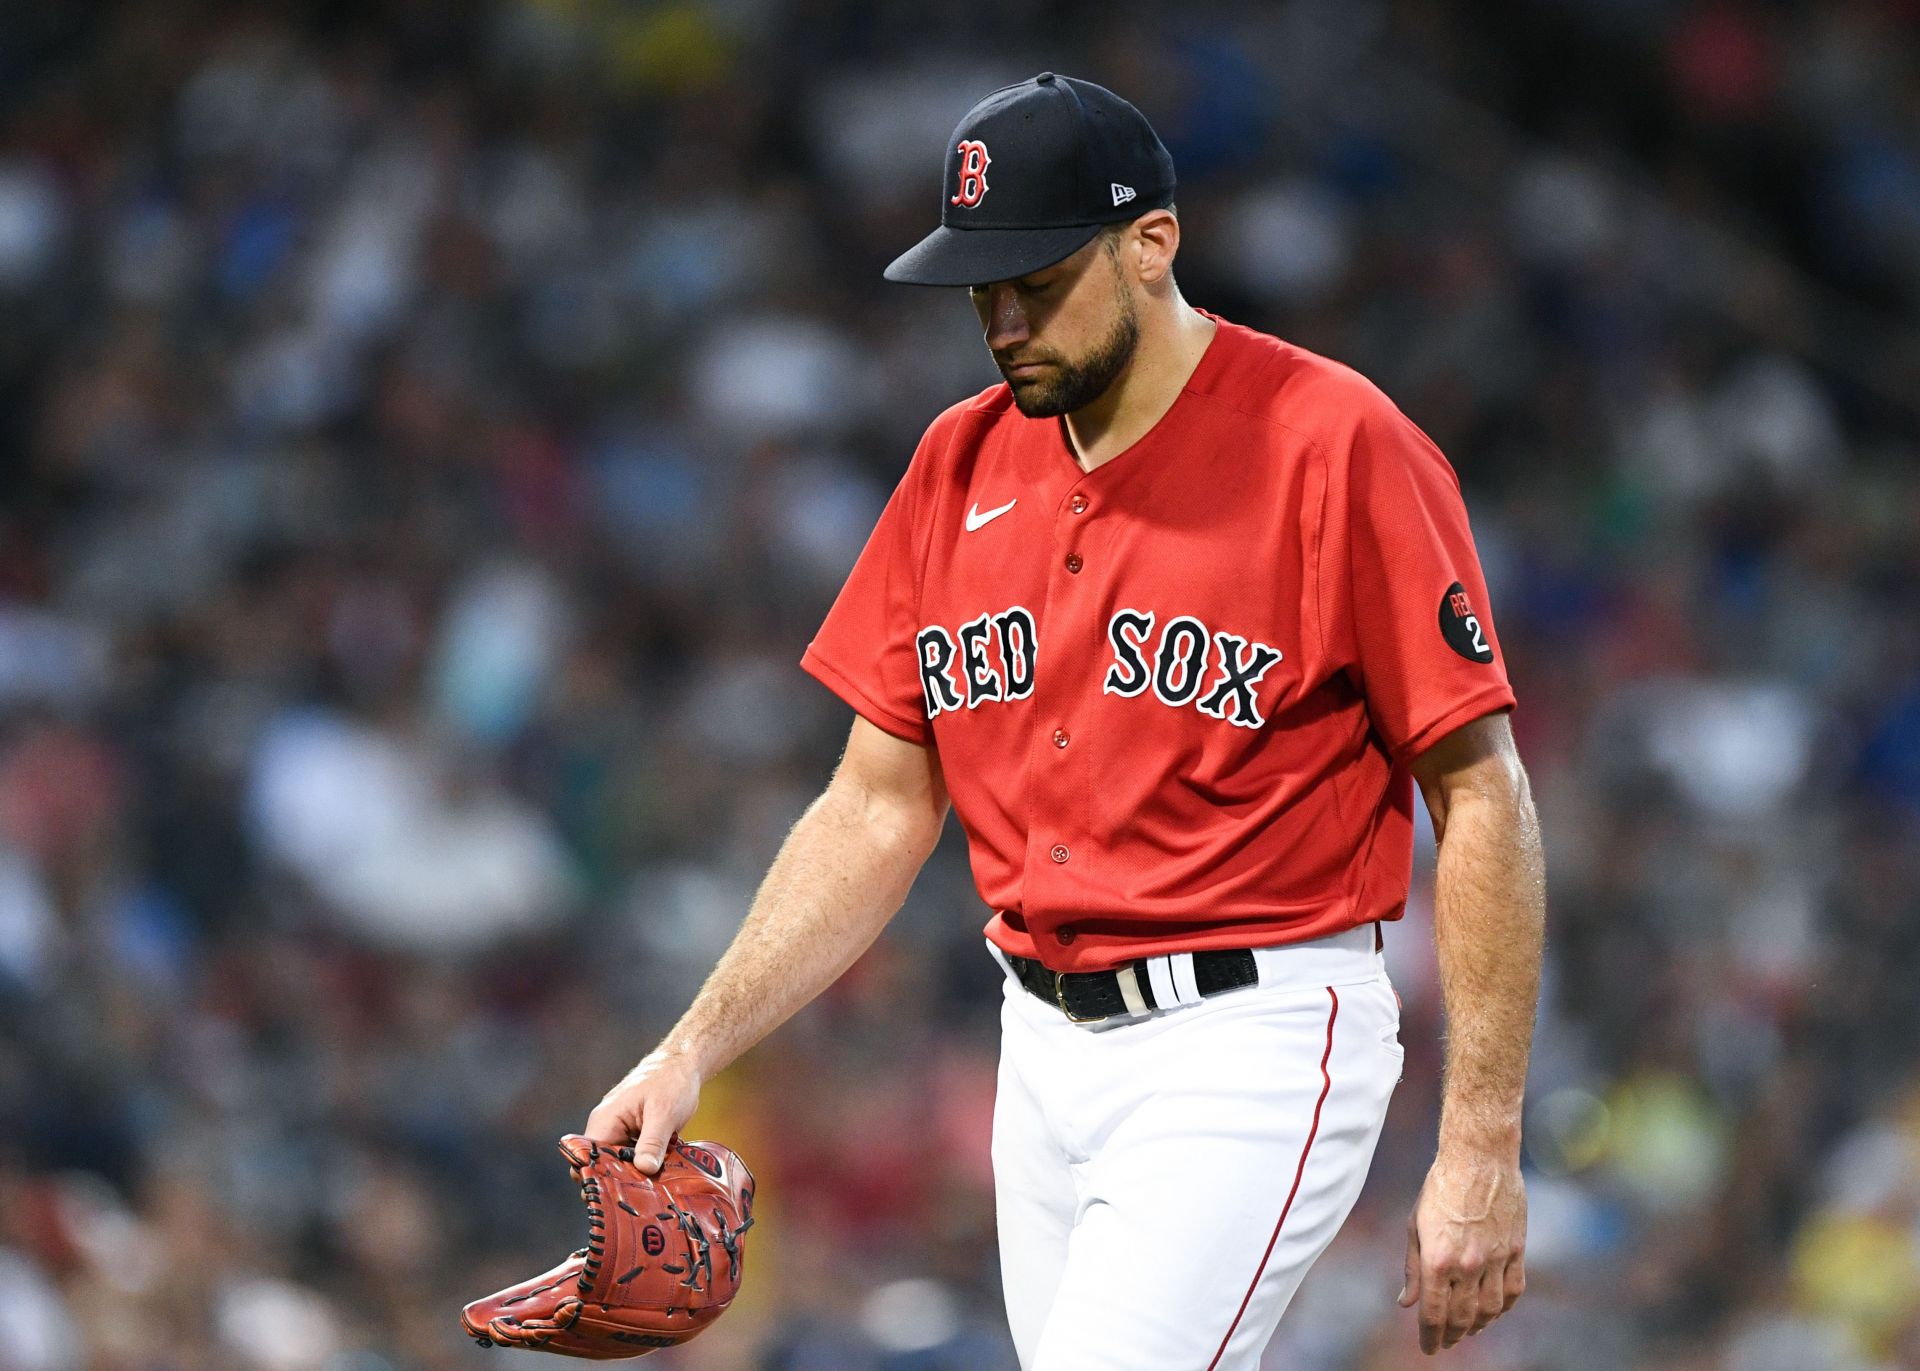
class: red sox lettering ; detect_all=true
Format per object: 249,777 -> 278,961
916,607 -> 1037,714
1101,610 -> 1285,728
915,607 -> 1284,729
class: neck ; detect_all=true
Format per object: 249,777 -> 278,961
1061,295 -> 1217,471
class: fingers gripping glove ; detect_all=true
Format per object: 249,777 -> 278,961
461,1134 -> 756,1358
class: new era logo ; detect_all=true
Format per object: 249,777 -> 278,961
1111,183 -> 1135,206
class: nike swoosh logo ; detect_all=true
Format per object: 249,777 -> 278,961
965,499 -> 1017,532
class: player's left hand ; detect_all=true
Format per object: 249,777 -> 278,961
1398,1144 -> 1527,1354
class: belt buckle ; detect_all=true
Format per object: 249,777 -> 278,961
1053,970 -> 1107,1024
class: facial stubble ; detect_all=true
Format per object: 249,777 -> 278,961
1000,268 -> 1141,419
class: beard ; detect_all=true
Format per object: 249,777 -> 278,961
997,285 -> 1140,419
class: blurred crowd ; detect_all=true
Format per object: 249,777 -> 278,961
1,1 -> 1919,1368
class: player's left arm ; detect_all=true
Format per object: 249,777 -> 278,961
1400,709 -> 1545,1355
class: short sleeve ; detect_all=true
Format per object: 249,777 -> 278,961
1330,397 -> 1516,762
800,448 -> 935,747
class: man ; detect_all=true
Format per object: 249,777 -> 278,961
585,73 -> 1545,1366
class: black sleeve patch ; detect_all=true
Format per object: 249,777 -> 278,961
1438,582 -> 1496,664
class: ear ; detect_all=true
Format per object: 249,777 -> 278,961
1127,210 -> 1180,287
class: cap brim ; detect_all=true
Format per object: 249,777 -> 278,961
883,223 -> 1104,287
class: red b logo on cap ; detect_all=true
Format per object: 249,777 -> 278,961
951,140 -> 991,207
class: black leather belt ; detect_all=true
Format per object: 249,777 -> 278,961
1006,948 -> 1260,1023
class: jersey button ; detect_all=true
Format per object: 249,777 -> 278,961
1056,925 -> 1077,944
1052,728 -> 1070,748
1069,495 -> 1089,514
1064,553 -> 1083,574
1049,843 -> 1070,864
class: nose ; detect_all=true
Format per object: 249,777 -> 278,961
980,283 -> 1029,353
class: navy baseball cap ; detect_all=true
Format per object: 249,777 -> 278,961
884,72 -> 1177,287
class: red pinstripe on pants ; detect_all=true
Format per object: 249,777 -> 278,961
1205,986 -> 1340,1370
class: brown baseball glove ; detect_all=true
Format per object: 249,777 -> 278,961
461,1133 -> 756,1358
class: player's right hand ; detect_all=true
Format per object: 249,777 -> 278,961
582,1047 -> 703,1175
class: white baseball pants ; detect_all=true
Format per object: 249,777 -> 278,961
986,926 -> 1402,1370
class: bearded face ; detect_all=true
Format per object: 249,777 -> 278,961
995,276 -> 1140,418
973,235 -> 1143,419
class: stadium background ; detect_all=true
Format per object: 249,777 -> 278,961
2,1 -> 1919,1368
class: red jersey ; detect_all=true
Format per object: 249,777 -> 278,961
801,311 -> 1515,972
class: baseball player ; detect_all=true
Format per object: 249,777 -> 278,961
586,73 -> 1545,1367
